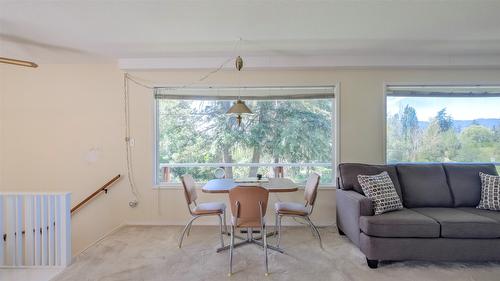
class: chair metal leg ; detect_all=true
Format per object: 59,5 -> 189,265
276,215 -> 282,248
223,210 -> 228,234
308,221 -> 317,237
274,212 -> 278,237
263,225 -> 269,276
306,217 -> 318,239
218,214 -> 225,248
186,221 -> 193,237
228,225 -> 235,276
305,217 -> 323,249
178,216 -> 199,248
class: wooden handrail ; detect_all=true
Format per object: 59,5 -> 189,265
71,174 -> 121,215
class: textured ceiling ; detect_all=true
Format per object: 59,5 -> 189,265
1,0 -> 500,66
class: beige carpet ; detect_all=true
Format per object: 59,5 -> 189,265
52,225 -> 500,281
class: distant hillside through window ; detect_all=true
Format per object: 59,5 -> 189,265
386,86 -> 500,170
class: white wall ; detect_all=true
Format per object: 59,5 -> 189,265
1,64 -> 500,255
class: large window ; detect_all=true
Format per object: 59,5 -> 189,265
386,85 -> 500,171
155,87 -> 336,185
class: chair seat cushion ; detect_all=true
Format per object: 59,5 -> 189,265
193,202 -> 225,215
359,208 -> 440,238
413,208 -> 500,238
275,202 -> 309,216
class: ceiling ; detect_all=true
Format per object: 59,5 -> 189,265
1,0 -> 500,68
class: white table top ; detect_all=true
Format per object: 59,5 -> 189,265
202,178 -> 299,193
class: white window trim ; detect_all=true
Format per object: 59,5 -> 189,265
153,83 -> 341,189
383,81 -> 500,165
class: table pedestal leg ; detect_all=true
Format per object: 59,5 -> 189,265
216,232 -> 284,253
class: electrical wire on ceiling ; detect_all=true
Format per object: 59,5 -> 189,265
125,37 -> 244,89
122,38 -> 245,208
182,57 -> 234,88
125,73 -> 155,89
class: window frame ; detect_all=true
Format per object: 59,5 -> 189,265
152,83 -> 341,189
383,82 -> 500,166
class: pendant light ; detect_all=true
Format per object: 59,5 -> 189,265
227,98 -> 252,125
226,56 -> 252,126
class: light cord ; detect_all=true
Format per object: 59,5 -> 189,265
164,37 -> 244,89
181,57 -> 234,88
126,74 -> 154,89
124,73 -> 140,201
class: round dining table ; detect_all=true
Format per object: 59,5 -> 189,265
201,178 -> 299,253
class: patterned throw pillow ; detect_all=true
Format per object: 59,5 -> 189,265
477,172 -> 500,211
357,171 -> 403,215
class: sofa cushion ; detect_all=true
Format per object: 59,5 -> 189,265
459,207 -> 500,223
338,163 -> 402,199
357,172 -> 403,215
412,208 -> 500,239
359,208 -> 440,238
477,172 -> 500,211
396,164 -> 453,207
443,163 -> 498,207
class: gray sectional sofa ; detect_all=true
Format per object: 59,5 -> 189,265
336,163 -> 500,268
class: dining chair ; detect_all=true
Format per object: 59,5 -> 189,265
274,173 -> 322,248
178,174 -> 227,248
228,186 -> 270,276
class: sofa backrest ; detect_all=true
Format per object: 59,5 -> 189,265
338,163 -> 402,199
338,162 -> 499,208
395,164 -> 453,207
443,163 -> 498,207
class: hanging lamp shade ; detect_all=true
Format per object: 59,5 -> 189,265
226,99 -> 252,126
226,99 -> 252,114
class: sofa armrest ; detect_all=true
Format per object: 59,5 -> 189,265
336,189 -> 373,246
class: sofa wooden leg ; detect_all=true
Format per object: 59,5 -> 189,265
337,227 -> 345,236
366,258 -> 379,269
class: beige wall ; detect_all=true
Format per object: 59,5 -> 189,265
1,64 -> 500,255
0,64 -> 131,255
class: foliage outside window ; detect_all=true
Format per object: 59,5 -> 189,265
386,85 -> 500,172
155,87 -> 335,185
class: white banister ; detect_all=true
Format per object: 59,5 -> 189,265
0,192 -> 71,268
0,196 -> 3,265
15,195 -> 23,266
